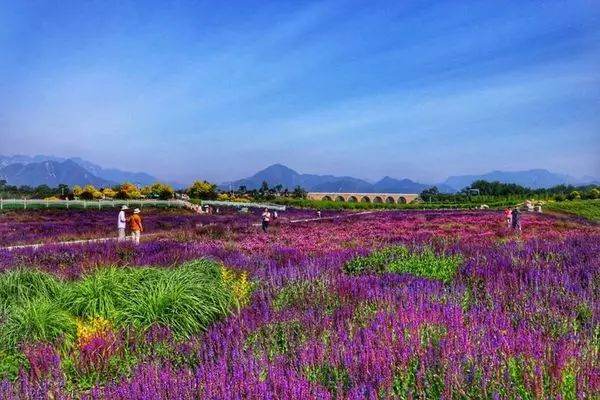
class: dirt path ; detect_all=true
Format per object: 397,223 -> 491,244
1,233 -> 161,251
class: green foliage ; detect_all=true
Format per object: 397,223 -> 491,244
304,364 -> 351,397
187,180 -> 218,200
292,185 -> 307,199
468,180 -> 530,196
0,349 -> 26,381
118,261 -> 234,338
344,245 -> 462,283
0,269 -> 63,315
245,320 -> 306,360
391,357 -> 445,399
115,182 -> 142,200
2,297 -> 76,346
79,185 -> 103,200
61,267 -> 136,321
273,278 -> 340,313
142,183 -> 174,200
0,259 -> 242,347
545,200 -> 600,222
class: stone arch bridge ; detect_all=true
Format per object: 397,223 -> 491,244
307,192 -> 419,204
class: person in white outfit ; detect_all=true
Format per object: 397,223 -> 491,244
117,205 -> 128,241
261,208 -> 271,232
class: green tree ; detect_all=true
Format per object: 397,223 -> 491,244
292,185 -> 307,199
79,185 -> 102,200
187,181 -> 217,199
142,183 -> 174,200
72,185 -> 83,198
57,184 -> 69,199
116,182 -> 142,199
102,188 -> 117,198
566,191 -> 581,201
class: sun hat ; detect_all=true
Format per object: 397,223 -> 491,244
121,205 -> 129,210
134,208 -> 140,214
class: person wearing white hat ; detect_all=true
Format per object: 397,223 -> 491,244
129,208 -> 143,245
117,205 -> 129,241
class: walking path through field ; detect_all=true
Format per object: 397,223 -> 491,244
1,233 -> 162,251
1,211 -> 378,251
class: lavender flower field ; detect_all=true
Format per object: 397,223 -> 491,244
0,207 -> 598,399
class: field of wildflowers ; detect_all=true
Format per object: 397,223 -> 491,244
0,207 -> 598,399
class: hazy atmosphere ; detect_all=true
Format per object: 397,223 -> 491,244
1,0 -> 599,183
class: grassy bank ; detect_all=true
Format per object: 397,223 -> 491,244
544,200 -> 600,222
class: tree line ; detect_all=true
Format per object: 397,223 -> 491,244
420,180 -> 599,202
2,178 -> 597,203
0,179 -> 308,201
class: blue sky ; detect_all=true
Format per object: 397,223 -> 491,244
0,0 -> 598,183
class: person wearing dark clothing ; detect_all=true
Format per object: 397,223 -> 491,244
261,208 -> 271,232
511,207 -> 521,232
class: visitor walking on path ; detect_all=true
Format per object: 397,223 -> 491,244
129,208 -> 144,244
511,207 -> 521,232
261,208 -> 271,232
504,207 -> 512,228
117,205 -> 128,241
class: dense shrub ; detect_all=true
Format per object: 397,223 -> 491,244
344,245 -> 462,283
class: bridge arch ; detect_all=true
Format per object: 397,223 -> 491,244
322,195 -> 333,201
348,196 -> 358,202
373,196 -> 383,204
385,196 -> 395,204
335,196 -> 345,202
360,196 -> 371,203
397,197 -> 407,204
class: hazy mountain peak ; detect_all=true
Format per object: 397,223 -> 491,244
0,160 -> 113,187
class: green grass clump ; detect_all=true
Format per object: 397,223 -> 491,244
61,267 -> 135,321
0,259 -> 243,347
119,263 -> 233,337
0,269 -> 63,316
245,320 -> 307,360
344,245 -> 462,283
304,364 -> 352,398
273,278 -> 339,313
2,297 -> 76,346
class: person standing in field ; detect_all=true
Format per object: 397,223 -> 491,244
511,207 -> 521,232
129,208 -> 144,244
117,205 -> 128,241
261,208 -> 271,232
504,207 -> 512,228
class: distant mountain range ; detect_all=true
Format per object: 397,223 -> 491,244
0,160 -> 114,187
442,169 -> 597,191
222,164 -> 599,193
1,155 -> 597,192
0,155 -> 173,188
